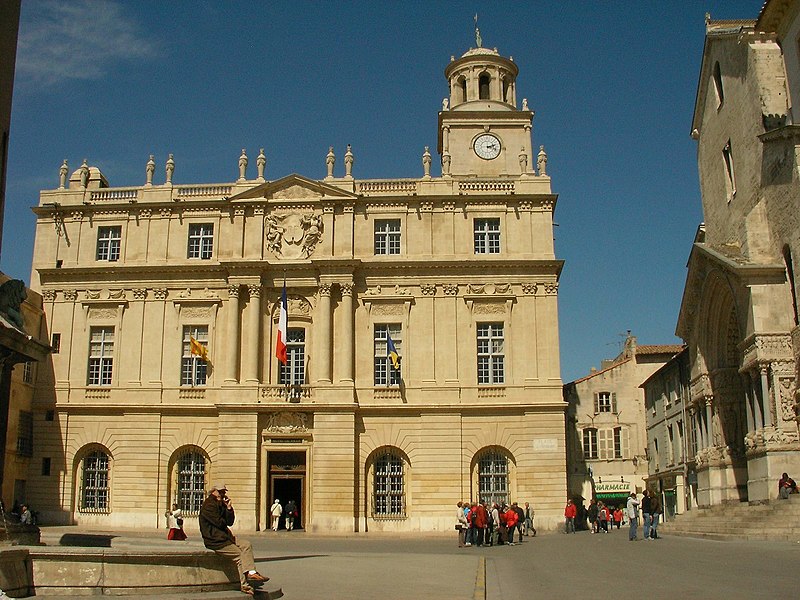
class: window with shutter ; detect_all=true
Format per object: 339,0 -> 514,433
598,429 -> 613,460
593,393 -> 599,414
611,392 -> 617,413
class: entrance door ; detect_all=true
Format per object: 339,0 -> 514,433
268,450 -> 306,530
271,476 -> 303,529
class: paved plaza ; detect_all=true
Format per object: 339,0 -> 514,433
34,526 -> 799,599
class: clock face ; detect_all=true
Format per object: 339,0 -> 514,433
473,134 -> 501,160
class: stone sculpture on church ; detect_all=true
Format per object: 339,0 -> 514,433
265,212 -> 324,259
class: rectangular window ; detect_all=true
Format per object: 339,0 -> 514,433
723,140 -> 736,201
374,324 -> 402,386
16,411 -> 33,457
477,323 -> 504,384
96,226 -> 122,262
22,362 -> 33,384
51,333 -> 61,354
187,223 -> 214,259
595,391 -> 616,413
88,327 -> 114,386
598,428 -> 613,460
279,328 -> 305,386
181,325 -> 208,387
613,426 -> 629,459
81,451 -> 110,512
474,218 -> 500,254
374,219 -> 401,255
42,457 -> 51,476
583,428 -> 598,459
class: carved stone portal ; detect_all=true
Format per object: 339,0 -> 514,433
265,212 -> 323,259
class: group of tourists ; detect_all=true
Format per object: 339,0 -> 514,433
455,500 -> 535,547
564,489 -> 662,541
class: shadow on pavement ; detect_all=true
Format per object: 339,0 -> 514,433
58,533 -> 117,547
258,554 -> 327,562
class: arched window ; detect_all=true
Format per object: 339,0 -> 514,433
477,450 -> 508,505
80,449 -> 110,513
784,245 -> 799,326
502,77 -> 511,103
457,76 -> 467,104
372,450 -> 405,517
479,73 -> 491,100
176,449 -> 206,514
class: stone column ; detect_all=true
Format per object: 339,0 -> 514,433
743,372 -> 755,432
340,282 -> 354,383
225,284 -> 241,383
243,284 -> 261,383
316,283 -> 332,383
760,367 -> 773,427
704,400 -> 713,447
752,371 -> 764,429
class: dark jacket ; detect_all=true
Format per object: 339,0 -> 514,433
642,495 -> 652,513
199,494 -> 235,550
513,506 -> 524,524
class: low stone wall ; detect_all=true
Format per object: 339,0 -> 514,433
0,546 -> 240,596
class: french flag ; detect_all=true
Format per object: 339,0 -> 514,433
275,281 -> 288,364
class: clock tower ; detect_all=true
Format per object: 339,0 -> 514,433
438,44 -> 535,178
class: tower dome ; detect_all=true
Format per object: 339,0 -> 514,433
445,46 -> 519,110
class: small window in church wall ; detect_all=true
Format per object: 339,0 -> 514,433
187,223 -> 214,259
374,219 -> 401,255
722,140 -> 736,201
474,219 -> 500,254
712,61 -> 724,108
96,226 -> 121,262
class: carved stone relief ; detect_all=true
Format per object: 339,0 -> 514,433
181,306 -> 212,319
265,212 -> 323,259
265,412 -> 310,433
372,304 -> 404,316
88,307 -> 118,320
420,284 -> 436,296
473,302 -> 506,315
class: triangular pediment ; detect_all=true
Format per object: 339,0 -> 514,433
229,173 -> 358,202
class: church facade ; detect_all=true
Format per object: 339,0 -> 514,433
27,45 -> 566,532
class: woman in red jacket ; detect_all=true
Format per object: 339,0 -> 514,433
504,505 -> 519,545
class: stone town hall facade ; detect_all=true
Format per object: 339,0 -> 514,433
27,45 -> 566,532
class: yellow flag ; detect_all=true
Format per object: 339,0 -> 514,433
190,336 -> 209,362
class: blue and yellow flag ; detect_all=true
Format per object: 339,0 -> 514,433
386,332 -> 400,371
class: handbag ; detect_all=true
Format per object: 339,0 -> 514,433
455,524 -> 463,530
176,517 -> 184,527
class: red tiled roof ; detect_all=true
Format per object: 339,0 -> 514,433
635,345 -> 685,355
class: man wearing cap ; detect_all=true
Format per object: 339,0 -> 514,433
199,482 -> 268,596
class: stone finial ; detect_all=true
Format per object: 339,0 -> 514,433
59,159 -> 68,189
344,144 -> 354,179
325,146 -> 335,179
518,146 -> 528,174
422,146 -> 432,178
238,149 -> 248,181
257,148 -> 266,181
537,145 -> 547,176
442,97 -> 449,111
79,159 -> 90,188
441,152 -> 451,176
145,155 -> 155,186
165,153 -> 175,185
522,98 -> 528,111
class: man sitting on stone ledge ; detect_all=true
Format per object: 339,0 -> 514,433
199,482 -> 269,596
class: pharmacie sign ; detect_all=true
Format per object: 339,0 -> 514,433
595,482 -> 631,494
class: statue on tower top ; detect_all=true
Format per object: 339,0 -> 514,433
474,14 -> 482,48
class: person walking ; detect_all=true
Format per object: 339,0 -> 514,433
587,499 -> 599,534
270,498 -> 282,531
641,490 -> 652,540
598,501 -> 609,533
166,503 -> 187,541
564,499 -> 576,534
524,501 -> 536,537
284,500 -> 297,531
626,492 -> 640,541
512,502 -> 525,542
199,483 -> 268,597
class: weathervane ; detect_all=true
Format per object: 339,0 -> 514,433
474,13 -> 482,48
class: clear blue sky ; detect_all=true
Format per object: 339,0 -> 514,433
4,0 -> 760,382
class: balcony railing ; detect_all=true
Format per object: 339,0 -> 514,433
90,189 -> 139,202
358,180 -> 418,195
260,384 -> 313,403
175,184 -> 233,198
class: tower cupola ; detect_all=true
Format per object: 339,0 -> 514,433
445,46 -> 519,110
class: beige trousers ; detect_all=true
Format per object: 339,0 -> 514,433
214,538 -> 256,587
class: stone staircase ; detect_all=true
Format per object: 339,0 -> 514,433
662,494 -> 800,541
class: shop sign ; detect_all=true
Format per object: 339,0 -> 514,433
595,482 -> 631,494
